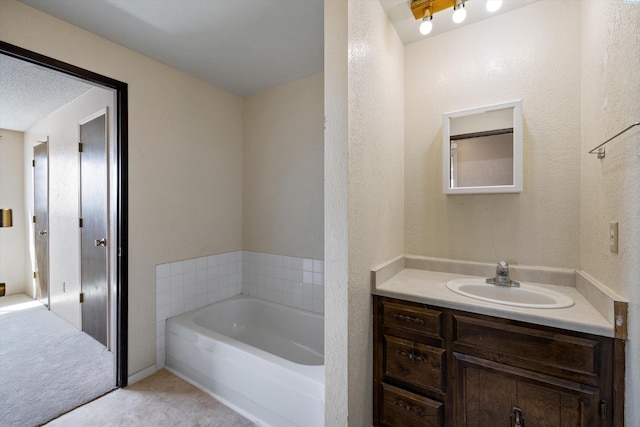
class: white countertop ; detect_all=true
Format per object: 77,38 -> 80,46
374,268 -> 615,338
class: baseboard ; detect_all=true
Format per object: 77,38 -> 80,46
127,364 -> 157,386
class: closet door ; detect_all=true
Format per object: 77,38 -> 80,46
33,141 -> 49,307
80,110 -> 108,346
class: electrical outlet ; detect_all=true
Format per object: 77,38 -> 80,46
609,222 -> 618,253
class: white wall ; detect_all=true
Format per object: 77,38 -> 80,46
243,73 -> 324,260
0,0 -> 244,376
580,1 -> 640,421
405,0 -> 582,268
23,88 -> 113,328
0,129 -> 27,296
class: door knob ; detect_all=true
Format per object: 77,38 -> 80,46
39,230 -> 48,236
95,238 -> 107,247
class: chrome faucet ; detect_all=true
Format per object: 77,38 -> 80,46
486,260 -> 520,287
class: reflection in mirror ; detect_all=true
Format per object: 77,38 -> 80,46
443,100 -> 522,194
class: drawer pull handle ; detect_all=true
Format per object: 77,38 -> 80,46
511,407 -> 525,427
394,399 -> 425,416
396,349 -> 425,362
394,313 -> 425,325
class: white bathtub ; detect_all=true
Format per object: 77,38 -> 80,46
166,294 -> 324,427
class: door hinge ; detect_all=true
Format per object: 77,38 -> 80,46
600,400 -> 607,420
79,292 -> 84,303
32,159 -> 35,167
79,142 -> 83,152
33,215 -> 36,223
33,271 -> 37,279
79,218 -> 83,228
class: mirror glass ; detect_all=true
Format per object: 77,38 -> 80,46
442,100 -> 522,194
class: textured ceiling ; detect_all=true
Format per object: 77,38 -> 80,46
0,54 -> 94,132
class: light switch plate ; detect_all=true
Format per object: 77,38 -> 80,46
609,222 -> 618,253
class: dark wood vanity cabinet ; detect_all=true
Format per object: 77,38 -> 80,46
374,297 -> 447,426
373,296 -> 622,427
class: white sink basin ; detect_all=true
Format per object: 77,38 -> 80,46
446,278 -> 574,309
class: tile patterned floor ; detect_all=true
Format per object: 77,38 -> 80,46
45,369 -> 255,426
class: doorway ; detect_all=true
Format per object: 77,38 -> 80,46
0,41 -> 128,387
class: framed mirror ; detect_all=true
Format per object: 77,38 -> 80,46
442,100 -> 522,194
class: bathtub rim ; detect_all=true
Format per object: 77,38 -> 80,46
166,294 -> 325,386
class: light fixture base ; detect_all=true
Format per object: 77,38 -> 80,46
411,0 -> 463,20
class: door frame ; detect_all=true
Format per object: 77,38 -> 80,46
0,41 -> 129,387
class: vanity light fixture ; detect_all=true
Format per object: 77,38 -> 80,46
452,1 -> 467,23
411,0 -> 504,36
420,13 -> 433,35
486,0 -> 502,12
411,0 -> 470,36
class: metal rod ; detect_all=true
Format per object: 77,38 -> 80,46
588,122 -> 640,158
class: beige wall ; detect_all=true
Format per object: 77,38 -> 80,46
580,1 -> 640,421
325,0 -> 405,423
405,0 -> 582,268
243,73 -> 324,260
0,129 -> 27,296
0,0 -> 244,376
23,88 -> 114,328
324,0 -> 349,424
348,0 -> 406,424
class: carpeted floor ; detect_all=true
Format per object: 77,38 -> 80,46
45,369 -> 255,426
0,294 -> 114,427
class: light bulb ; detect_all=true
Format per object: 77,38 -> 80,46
419,17 -> 433,35
486,0 -> 502,12
452,3 -> 466,24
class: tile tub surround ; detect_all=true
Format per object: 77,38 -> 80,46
156,251 -> 324,368
242,251 -> 324,314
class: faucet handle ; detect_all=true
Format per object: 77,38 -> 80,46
497,260 -> 509,274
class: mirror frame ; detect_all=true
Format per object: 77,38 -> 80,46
442,100 -> 523,195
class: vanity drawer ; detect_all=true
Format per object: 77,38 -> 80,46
384,335 -> 446,392
382,300 -> 442,338
451,314 -> 604,386
380,383 -> 443,427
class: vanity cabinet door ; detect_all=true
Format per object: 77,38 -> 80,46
454,353 -> 602,427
